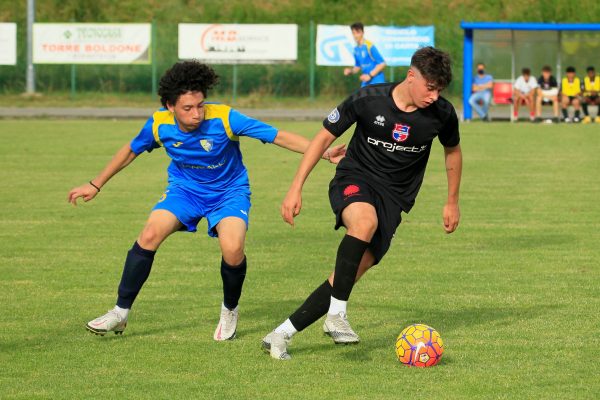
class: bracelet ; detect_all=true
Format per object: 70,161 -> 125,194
89,180 -> 101,192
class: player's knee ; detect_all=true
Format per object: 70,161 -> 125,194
348,217 -> 378,241
138,225 -> 164,250
221,241 -> 245,265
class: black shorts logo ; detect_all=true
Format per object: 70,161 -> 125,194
343,184 -> 361,199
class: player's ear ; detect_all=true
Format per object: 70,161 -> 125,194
166,100 -> 176,113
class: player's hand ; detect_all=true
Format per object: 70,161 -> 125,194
443,202 -> 460,234
281,187 -> 302,226
327,143 -> 346,164
67,183 -> 99,206
359,74 -> 372,82
343,68 -> 353,76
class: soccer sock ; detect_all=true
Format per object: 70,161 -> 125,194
116,241 -> 156,309
114,305 -> 130,320
582,103 -> 589,116
220,256 -> 247,310
330,235 -> 369,304
288,280 -> 332,331
562,108 -> 568,119
274,319 -> 298,337
328,296 -> 347,315
575,109 -> 581,119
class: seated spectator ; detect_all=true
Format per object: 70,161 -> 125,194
536,65 -> 559,123
560,66 -> 582,123
513,67 -> 538,122
468,63 -> 493,121
581,66 -> 600,124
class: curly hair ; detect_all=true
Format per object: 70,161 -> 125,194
410,47 -> 452,90
158,61 -> 219,107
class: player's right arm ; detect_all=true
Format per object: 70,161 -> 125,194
281,128 -> 337,226
68,143 -> 138,206
68,115 -> 159,206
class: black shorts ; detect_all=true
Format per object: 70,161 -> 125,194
329,175 -> 403,265
584,95 -> 599,103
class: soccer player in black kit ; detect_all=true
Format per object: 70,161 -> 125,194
261,47 -> 462,360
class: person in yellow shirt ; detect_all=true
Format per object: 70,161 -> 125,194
560,66 -> 582,123
581,66 -> 600,124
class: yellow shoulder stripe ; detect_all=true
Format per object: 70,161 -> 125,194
205,104 -> 238,141
151,110 -> 175,147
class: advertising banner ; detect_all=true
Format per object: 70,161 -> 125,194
316,25 -> 434,67
33,23 -> 151,64
0,23 -> 17,65
179,24 -> 297,64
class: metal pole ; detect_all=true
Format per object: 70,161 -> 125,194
309,21 -> 315,101
232,64 -> 238,104
556,31 -> 562,83
71,64 -> 76,99
462,28 -> 473,120
510,29 -> 516,119
26,0 -> 35,93
151,19 -> 157,95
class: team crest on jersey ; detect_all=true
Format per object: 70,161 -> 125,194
200,139 -> 213,152
392,123 -> 411,142
327,108 -> 340,124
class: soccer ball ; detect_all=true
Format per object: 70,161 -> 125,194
395,323 -> 444,367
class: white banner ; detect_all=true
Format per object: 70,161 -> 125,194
33,23 -> 151,64
317,25 -> 435,67
178,24 -> 297,64
0,23 -> 17,65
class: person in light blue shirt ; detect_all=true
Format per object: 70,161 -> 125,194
68,61 -> 346,341
343,22 -> 386,87
468,62 -> 494,121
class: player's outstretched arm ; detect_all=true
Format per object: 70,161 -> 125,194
443,144 -> 462,234
67,143 -> 138,206
281,128 -> 337,226
273,130 -> 346,164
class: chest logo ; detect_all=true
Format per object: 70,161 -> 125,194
392,123 -> 411,142
374,115 -> 385,126
200,139 -> 213,152
173,142 -> 183,147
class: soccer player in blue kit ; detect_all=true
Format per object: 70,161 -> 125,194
68,61 -> 346,341
343,22 -> 386,87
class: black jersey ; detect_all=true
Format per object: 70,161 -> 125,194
538,75 -> 558,90
323,82 -> 460,212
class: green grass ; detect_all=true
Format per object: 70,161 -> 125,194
0,119 -> 599,399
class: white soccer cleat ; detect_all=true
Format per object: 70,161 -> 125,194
323,312 -> 360,344
262,331 -> 291,360
86,309 -> 127,336
213,307 -> 238,341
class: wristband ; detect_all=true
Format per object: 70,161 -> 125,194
89,181 -> 101,192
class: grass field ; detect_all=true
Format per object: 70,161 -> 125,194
1,119 -> 599,399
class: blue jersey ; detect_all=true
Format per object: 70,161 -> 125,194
130,103 -> 278,196
354,40 -> 386,87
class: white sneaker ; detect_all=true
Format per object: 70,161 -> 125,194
262,331 -> 291,360
86,309 -> 127,336
323,312 -> 360,344
213,307 -> 238,341
564,117 -> 572,123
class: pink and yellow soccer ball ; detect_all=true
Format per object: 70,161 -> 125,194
395,323 -> 444,367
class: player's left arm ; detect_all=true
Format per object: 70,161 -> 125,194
443,144 -> 462,234
273,130 -> 346,164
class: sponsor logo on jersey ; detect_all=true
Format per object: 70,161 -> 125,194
200,139 -> 213,152
367,137 -> 428,153
343,184 -> 361,198
173,142 -> 183,147
374,115 -> 385,126
327,108 -> 340,124
392,123 -> 410,142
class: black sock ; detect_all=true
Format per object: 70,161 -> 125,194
562,108 -> 568,118
221,257 -> 247,310
582,103 -> 589,116
289,280 -> 332,331
331,234 -> 370,301
575,110 -> 581,118
116,241 -> 156,309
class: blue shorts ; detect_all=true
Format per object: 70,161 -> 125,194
152,184 -> 251,237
